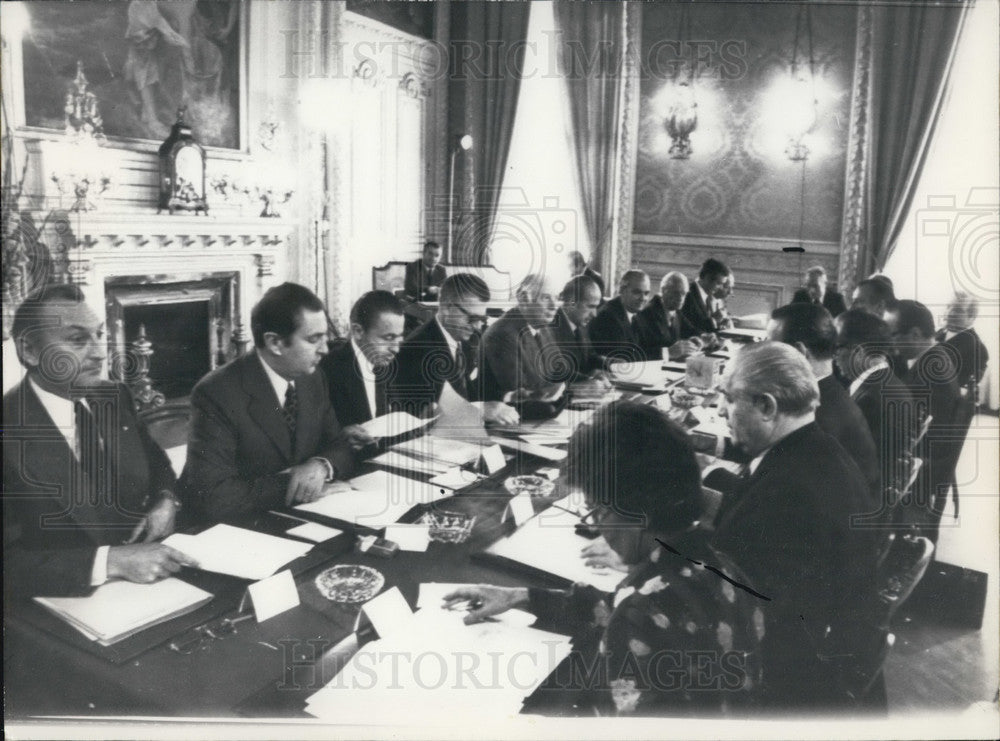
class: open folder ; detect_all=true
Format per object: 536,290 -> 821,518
34,578 -> 212,646
164,524 -> 313,581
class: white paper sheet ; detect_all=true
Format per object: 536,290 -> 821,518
163,525 -> 313,581
295,478 -> 451,528
384,523 -> 431,552
489,436 -> 567,462
360,411 -> 431,439
417,583 -> 537,627
285,522 -> 344,543
247,569 -> 300,622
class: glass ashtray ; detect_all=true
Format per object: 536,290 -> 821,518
670,389 -> 701,408
314,564 -> 385,603
504,474 -> 556,498
418,510 -> 476,543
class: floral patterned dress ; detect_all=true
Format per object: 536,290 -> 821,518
528,529 -> 766,716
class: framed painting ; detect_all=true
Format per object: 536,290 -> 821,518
18,0 -> 245,150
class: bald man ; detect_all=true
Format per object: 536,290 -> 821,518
634,272 -> 704,360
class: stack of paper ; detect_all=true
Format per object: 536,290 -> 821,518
304,599 -> 571,721
34,578 -> 212,646
295,474 -> 452,529
482,503 -> 625,593
360,412 -> 432,439
609,360 -> 672,392
163,525 -> 313,580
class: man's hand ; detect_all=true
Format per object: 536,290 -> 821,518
581,537 -> 630,573
285,459 -> 329,506
107,544 -> 197,584
442,585 -> 530,624
482,401 -> 520,426
699,332 -> 719,350
668,339 -> 701,360
342,424 -> 377,451
128,496 -> 179,544
426,285 -> 440,297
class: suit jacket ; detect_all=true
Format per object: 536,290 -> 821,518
403,259 -> 446,302
711,423 -> 878,703
481,306 -> 562,398
389,318 -> 482,415
319,339 -> 389,427
633,296 -> 699,360
180,352 -> 355,524
3,380 -> 175,597
588,297 -> 643,362
547,308 -> 602,383
816,374 -> 881,510
792,288 -> 848,318
935,327 -> 989,391
680,281 -> 717,334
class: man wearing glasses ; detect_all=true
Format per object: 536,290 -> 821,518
389,274 -> 518,425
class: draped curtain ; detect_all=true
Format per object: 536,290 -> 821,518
552,1 -> 625,282
859,0 -> 969,278
449,2 -> 530,266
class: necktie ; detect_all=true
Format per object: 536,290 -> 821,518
374,366 -> 389,417
282,383 -> 298,438
74,398 -> 104,479
451,343 -> 469,399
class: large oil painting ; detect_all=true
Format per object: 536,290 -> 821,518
21,0 -> 242,149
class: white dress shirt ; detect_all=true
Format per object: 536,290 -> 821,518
849,361 -> 890,398
257,350 -> 293,406
350,338 -> 378,418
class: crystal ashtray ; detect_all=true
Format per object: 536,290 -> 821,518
314,564 -> 385,603
418,510 -> 476,543
504,474 -> 556,498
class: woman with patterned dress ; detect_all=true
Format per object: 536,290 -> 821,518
446,401 -> 766,716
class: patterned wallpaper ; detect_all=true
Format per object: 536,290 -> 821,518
634,2 -> 857,244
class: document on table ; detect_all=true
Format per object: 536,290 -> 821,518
304,603 -> 571,722
369,450 -> 452,476
416,583 -> 537,628
295,475 -> 451,529
392,435 -> 484,467
163,525 -> 313,581
482,505 -> 625,593
360,411 -> 431,439
34,578 -> 213,646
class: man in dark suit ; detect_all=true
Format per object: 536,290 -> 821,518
547,275 -> 606,383
936,292 -> 989,395
709,342 -> 881,710
850,277 -> 897,320
834,309 -> 917,527
792,265 -> 847,318
634,272 -> 705,361
403,241 -> 447,302
181,283 -> 356,524
568,250 -> 605,296
481,273 -> 566,418
390,274 -> 518,425
681,258 -> 731,334
4,285 -> 194,598
768,302 -> 881,510
888,300 -> 963,543
319,291 -> 406,457
588,269 -> 650,362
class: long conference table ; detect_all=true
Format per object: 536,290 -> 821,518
4,345 -> 755,720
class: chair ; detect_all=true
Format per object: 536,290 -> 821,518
372,262 -> 410,296
139,400 -> 192,477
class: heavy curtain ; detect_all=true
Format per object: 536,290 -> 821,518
449,2 -> 530,266
552,1 -> 625,282
860,0 -> 969,278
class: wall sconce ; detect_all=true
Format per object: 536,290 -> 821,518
785,4 -> 818,162
448,134 -> 473,261
50,61 -> 112,212
663,2 -> 697,159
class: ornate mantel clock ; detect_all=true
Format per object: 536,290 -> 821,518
158,108 -> 208,215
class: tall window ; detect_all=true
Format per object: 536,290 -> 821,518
886,0 -> 999,408
488,1 -> 588,288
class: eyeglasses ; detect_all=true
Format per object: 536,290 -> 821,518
168,613 -> 254,655
451,303 -> 489,327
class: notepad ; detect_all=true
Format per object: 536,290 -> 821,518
34,578 -> 212,646
163,525 -> 313,581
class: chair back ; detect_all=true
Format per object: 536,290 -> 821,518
372,262 -> 409,296
875,533 -> 935,624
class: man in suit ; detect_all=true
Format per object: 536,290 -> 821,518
888,300 -> 963,543
768,302 -> 881,510
547,275 -> 606,383
588,269 -> 650,361
390,274 -> 519,425
851,276 -> 897,320
681,258 -> 731,335
568,250 -> 605,297
319,291 -> 405,456
403,241 -> 447,302
634,272 -> 704,361
181,283 -> 356,524
936,292 -> 989,395
709,342 -> 881,710
834,309 -> 917,527
4,284 -> 194,598
481,273 -> 566,412
792,265 -> 847,318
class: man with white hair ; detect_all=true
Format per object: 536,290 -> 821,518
634,272 -> 703,360
709,342 -> 881,710
793,265 -> 847,317
481,273 -> 565,417
935,291 -> 989,395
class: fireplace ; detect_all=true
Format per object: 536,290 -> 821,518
105,273 -> 246,405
